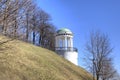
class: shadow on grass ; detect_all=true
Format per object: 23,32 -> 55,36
0,38 -> 14,45
0,38 -> 14,51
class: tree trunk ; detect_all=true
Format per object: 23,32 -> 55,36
32,31 -> 35,44
96,74 -> 99,80
26,13 -> 29,42
38,34 -> 41,46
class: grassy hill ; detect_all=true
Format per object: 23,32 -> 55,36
0,35 -> 93,80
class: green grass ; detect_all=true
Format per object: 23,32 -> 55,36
0,35 -> 93,80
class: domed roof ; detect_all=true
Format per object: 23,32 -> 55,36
57,28 -> 73,35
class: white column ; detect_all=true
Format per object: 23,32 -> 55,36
62,37 -> 65,47
68,37 -> 71,48
62,37 -> 65,49
67,37 -> 68,47
59,36 -> 62,47
70,37 -> 73,48
55,37 -> 58,48
55,36 -> 60,50
64,36 -> 67,50
58,37 -> 60,47
67,37 -> 69,51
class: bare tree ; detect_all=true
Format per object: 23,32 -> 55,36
0,0 -> 33,37
84,31 -> 115,80
38,23 -> 56,50
37,9 -> 51,46
23,0 -> 35,42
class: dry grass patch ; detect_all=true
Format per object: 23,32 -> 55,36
0,35 -> 93,80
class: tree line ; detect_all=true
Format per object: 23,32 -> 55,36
0,0 -> 56,50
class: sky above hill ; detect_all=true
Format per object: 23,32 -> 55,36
35,0 -> 120,73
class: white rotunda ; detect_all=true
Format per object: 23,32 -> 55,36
55,28 -> 78,65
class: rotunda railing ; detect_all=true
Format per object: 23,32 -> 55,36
55,47 -> 78,52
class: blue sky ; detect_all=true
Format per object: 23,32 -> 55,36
35,0 -> 120,73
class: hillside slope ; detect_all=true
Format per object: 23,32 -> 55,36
0,36 -> 92,80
